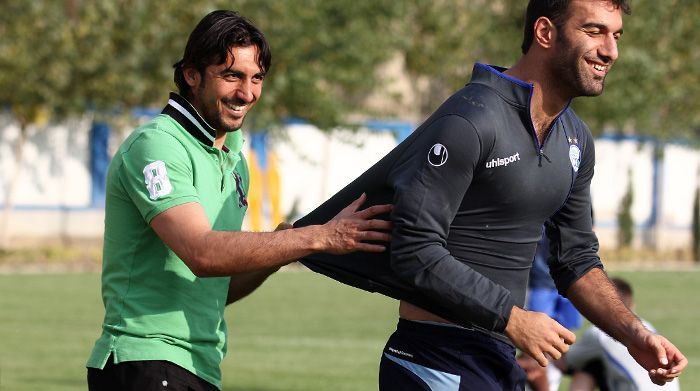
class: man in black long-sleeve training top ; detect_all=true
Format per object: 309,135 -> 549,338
295,1 -> 687,389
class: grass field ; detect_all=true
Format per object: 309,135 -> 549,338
0,269 -> 697,390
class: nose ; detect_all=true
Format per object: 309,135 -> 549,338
600,34 -> 619,63
236,79 -> 255,103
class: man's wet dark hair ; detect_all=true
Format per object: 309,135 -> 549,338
173,10 -> 271,99
520,0 -> 631,54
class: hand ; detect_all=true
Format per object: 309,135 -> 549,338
627,331 -> 687,385
505,306 -> 576,367
320,193 -> 392,254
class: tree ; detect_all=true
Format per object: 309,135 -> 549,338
617,170 -> 635,248
394,0 -> 526,119
229,0 -> 406,130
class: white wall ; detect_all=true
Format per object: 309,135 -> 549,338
0,115 -> 92,207
272,124 -> 398,220
590,137 -> 656,248
656,143 -> 700,249
1,114 -> 699,253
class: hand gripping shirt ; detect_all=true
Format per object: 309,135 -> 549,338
296,63 -> 602,340
86,93 -> 249,389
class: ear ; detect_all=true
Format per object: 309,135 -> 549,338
533,16 -> 557,49
183,66 -> 200,89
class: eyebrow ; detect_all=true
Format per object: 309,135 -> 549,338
219,68 -> 267,78
582,22 -> 624,35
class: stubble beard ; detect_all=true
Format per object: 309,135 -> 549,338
195,84 -> 243,133
552,34 -> 606,98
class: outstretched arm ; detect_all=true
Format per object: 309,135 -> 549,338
151,193 -> 392,277
567,268 -> 687,385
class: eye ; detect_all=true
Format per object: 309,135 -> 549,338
222,72 -> 240,81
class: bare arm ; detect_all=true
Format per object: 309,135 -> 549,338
151,193 -> 392,277
567,267 -> 687,385
225,222 -> 293,305
225,267 -> 279,304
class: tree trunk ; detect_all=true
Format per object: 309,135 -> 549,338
0,121 -> 28,249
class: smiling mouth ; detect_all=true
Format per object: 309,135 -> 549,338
587,60 -> 609,74
226,103 -> 246,115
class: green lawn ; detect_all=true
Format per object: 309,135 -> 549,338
0,270 -> 697,390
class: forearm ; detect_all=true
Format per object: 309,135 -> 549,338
567,267 -> 647,345
192,226 -> 322,276
226,266 -> 279,304
151,197 -> 391,278
392,248 -> 515,331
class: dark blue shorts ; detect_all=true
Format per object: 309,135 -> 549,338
379,319 -> 526,391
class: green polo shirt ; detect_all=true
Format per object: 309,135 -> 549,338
87,93 -> 249,389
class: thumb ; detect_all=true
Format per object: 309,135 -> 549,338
648,336 -> 669,366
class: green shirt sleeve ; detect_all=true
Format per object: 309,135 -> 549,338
117,127 -> 201,223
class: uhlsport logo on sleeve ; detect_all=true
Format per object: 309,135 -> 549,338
143,160 -> 173,200
428,143 -> 449,167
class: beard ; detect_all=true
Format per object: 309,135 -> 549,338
193,80 -> 247,134
550,32 -> 608,98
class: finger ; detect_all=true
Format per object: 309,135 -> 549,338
355,203 -> 392,219
666,345 -> 688,373
356,243 -> 387,253
360,232 -> 392,242
669,356 -> 688,374
533,353 -> 548,367
552,337 -> 570,355
526,349 -> 548,367
338,193 -> 367,215
545,347 -> 562,361
559,328 -> 576,345
361,219 -> 393,231
650,367 -> 680,382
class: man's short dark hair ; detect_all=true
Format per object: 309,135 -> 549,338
173,10 -> 272,99
520,0 -> 631,54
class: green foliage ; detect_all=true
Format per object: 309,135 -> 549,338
617,169 -> 635,248
397,0 -> 525,114
0,0 -> 698,137
230,0 -> 405,130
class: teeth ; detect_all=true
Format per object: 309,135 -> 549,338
592,64 -> 606,72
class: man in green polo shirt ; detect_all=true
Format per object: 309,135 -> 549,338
86,10 -> 392,391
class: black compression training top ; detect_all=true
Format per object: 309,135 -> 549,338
295,63 -> 602,339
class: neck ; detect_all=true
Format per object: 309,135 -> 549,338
214,131 -> 227,150
505,56 -> 571,139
